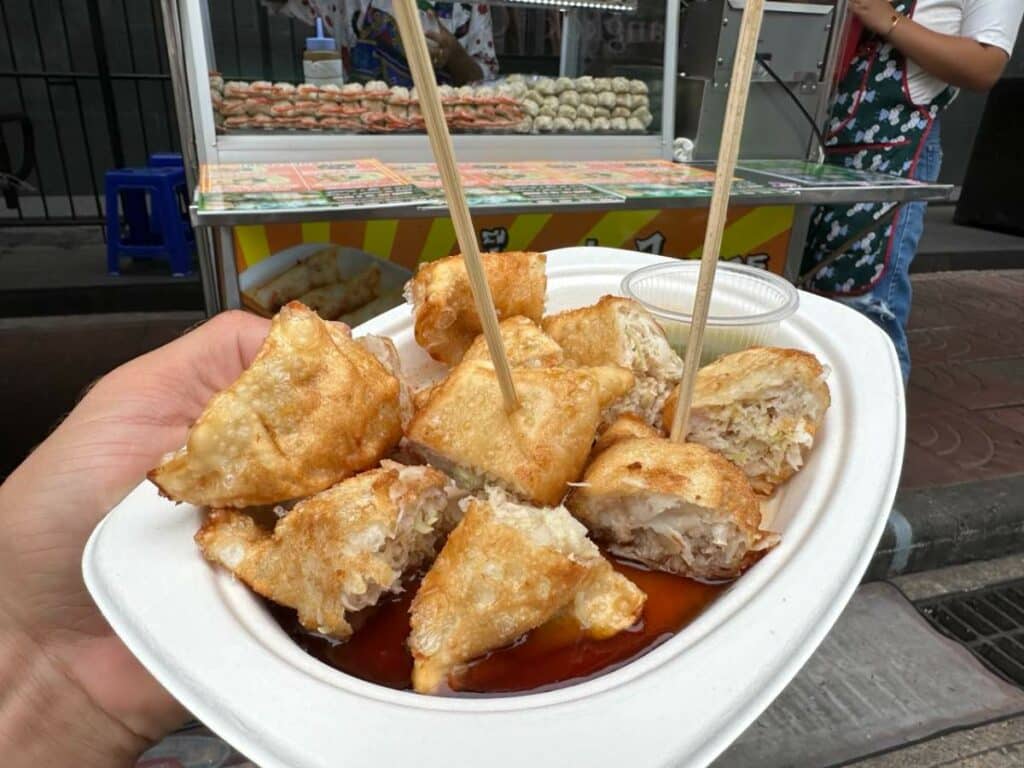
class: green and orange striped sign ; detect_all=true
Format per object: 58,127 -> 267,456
232,205 -> 795,275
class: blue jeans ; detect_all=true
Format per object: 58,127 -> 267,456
837,120 -> 943,383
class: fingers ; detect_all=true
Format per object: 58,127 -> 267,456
100,310 -> 271,416
11,311 -> 272,522
425,35 -> 442,64
426,41 -> 440,57
204,310 -> 273,373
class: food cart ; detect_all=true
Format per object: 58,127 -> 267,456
158,0 -> 954,317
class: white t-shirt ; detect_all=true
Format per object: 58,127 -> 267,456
907,0 -> 1024,104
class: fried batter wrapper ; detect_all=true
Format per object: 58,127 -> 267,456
409,490 -> 644,693
568,438 -> 778,581
461,315 -> 564,369
196,462 -> 458,639
405,251 -> 547,365
406,360 -> 634,506
247,248 -> 340,313
298,265 -> 380,321
150,302 -> 402,507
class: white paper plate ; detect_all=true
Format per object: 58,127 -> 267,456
83,248 -> 904,768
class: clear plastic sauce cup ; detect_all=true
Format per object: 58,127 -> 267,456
621,261 -> 799,365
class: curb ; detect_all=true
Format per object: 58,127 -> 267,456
865,474 -> 1024,581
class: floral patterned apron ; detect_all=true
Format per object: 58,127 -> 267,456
801,0 -> 954,295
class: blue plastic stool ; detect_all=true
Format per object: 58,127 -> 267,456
105,167 -> 194,277
148,152 -> 184,169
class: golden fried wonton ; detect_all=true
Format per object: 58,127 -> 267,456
197,462 -> 460,639
405,360 -> 634,506
409,488 -> 645,693
150,302 -> 402,507
589,413 -> 663,462
543,296 -> 683,428
404,251 -> 547,365
567,438 -> 778,581
461,315 -> 565,369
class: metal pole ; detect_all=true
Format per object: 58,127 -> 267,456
86,0 -> 126,168
660,0 -> 680,160
809,0 -> 848,161
558,10 -> 583,78
160,0 -> 219,315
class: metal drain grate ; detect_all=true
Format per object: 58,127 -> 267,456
917,578 -> 1024,688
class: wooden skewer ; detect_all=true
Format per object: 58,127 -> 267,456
392,0 -> 519,412
669,0 -> 765,443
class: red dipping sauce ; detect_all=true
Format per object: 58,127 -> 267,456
270,558 -> 726,696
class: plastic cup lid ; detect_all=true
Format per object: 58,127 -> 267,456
306,18 -> 337,51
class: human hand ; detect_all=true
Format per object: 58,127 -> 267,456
849,0 -> 897,36
425,26 -> 460,70
0,311 -> 271,766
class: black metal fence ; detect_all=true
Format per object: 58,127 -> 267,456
0,0 -> 326,226
0,0 -> 183,225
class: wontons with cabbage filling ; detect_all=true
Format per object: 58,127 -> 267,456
544,296 -> 683,428
404,251 -> 547,365
196,462 -> 462,640
662,347 -> 830,495
460,315 -> 565,369
409,488 -> 645,693
568,438 -> 778,581
589,413 -> 662,462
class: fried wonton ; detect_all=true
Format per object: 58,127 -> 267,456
404,251 -> 547,365
246,247 -> 339,314
150,302 -> 402,507
298,265 -> 380,321
589,413 -> 663,461
405,360 -> 634,506
197,462 -> 461,639
409,488 -> 645,693
461,315 -> 565,369
567,438 -> 778,581
544,296 -> 683,427
357,334 -> 414,429
662,347 -> 831,494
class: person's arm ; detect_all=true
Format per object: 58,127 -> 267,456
850,0 -> 1010,91
0,311 -> 271,766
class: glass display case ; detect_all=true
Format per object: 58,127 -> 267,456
163,0 -> 952,318
181,0 -> 678,163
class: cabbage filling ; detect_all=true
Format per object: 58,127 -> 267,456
689,385 -> 824,484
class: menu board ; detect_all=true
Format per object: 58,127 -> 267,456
738,159 -> 924,187
515,183 -> 625,206
602,177 -> 783,200
393,162 -> 625,208
542,160 -> 764,200
194,159 -> 789,215
198,160 -> 428,212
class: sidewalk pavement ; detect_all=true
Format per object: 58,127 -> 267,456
867,270 -> 1024,579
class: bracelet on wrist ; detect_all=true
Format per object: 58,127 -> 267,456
885,12 -> 904,37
